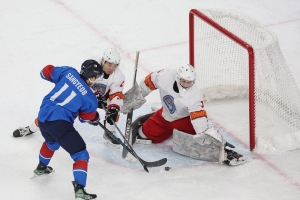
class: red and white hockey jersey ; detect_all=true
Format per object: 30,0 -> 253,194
92,67 -> 125,109
139,68 -> 208,133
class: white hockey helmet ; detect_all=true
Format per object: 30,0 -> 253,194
176,64 -> 196,96
102,48 -> 121,65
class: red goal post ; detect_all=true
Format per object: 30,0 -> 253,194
189,9 -> 300,153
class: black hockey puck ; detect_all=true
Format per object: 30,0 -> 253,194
165,167 -> 171,171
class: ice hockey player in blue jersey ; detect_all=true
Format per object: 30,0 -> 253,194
33,59 -> 102,199
13,48 -> 126,149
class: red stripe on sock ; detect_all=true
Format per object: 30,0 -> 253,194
73,160 -> 88,171
40,142 -> 55,158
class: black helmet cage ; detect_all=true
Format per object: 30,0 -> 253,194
80,59 -> 103,80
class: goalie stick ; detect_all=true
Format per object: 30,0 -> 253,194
97,122 -> 167,172
122,51 -> 139,160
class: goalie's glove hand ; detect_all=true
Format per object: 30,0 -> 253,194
106,105 -> 120,125
97,95 -> 107,109
88,111 -> 100,126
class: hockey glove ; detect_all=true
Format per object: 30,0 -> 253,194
97,95 -> 107,109
88,111 -> 100,126
106,105 -> 120,125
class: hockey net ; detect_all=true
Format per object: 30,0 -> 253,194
189,9 -> 300,153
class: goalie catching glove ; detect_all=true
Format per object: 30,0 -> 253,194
106,105 -> 119,125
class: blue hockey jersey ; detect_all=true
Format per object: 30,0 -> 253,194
38,65 -> 98,124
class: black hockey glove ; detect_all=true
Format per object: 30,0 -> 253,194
88,111 -> 100,126
106,105 -> 120,125
97,95 -> 107,109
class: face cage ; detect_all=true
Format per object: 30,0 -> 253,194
179,78 -> 194,89
102,57 -> 120,66
176,76 -> 194,89
88,74 -> 101,85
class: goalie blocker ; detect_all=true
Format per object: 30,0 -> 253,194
130,113 -> 246,166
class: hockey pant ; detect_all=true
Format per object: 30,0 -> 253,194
141,108 -> 196,143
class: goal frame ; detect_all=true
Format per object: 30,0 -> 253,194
189,9 -> 256,150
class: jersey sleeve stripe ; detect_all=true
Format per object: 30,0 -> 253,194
109,92 -> 124,101
190,110 -> 207,120
144,72 -> 157,90
40,65 -> 55,81
79,111 -> 97,121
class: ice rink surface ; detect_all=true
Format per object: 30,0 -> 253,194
1,0 -> 300,199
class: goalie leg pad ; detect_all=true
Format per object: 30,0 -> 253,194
131,113 -> 154,145
173,129 -> 223,162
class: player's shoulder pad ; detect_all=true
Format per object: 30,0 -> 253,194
186,84 -> 204,99
114,67 -> 125,81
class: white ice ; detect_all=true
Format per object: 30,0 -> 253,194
1,0 -> 300,199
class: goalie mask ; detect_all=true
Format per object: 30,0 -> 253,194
102,48 -> 121,65
176,64 -> 196,97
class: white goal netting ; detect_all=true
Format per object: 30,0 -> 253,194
190,9 -> 300,153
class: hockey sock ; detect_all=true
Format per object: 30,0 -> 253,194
39,142 -> 55,166
73,160 -> 88,187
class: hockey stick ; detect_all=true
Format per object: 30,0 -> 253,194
122,51 -> 139,159
98,121 -> 167,172
98,93 -> 167,171
111,120 -> 167,166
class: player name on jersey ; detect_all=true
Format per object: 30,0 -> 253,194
66,73 -> 88,95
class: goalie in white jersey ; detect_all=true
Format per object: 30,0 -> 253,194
131,64 -> 246,166
13,48 -> 125,148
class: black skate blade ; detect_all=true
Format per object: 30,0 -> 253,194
225,142 -> 235,148
30,170 -> 55,179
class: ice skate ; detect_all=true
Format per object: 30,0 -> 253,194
31,162 -> 54,179
72,181 -> 97,199
103,130 -> 121,148
223,148 -> 246,166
